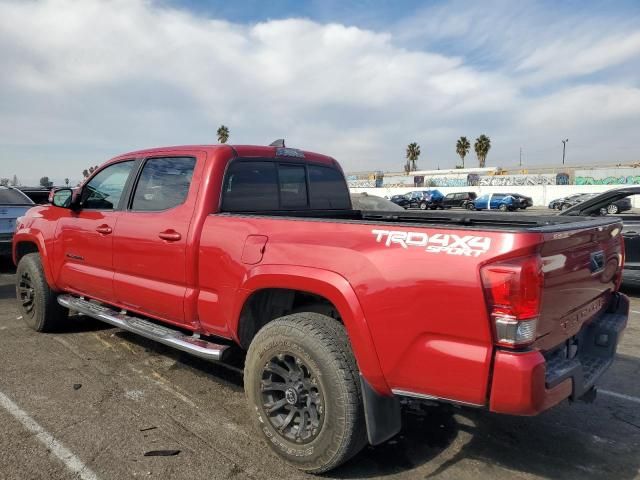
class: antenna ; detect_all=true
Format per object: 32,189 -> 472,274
269,139 -> 285,147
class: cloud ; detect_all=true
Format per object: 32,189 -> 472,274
0,0 -> 639,184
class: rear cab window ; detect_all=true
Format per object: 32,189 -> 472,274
221,160 -> 350,212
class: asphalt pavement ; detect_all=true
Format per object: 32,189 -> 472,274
0,255 -> 639,480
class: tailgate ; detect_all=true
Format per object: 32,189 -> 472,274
535,220 -> 624,351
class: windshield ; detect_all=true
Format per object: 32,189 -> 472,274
0,188 -> 34,205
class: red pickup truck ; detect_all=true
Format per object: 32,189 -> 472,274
13,144 -> 629,472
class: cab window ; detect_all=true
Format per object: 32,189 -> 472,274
131,157 -> 196,211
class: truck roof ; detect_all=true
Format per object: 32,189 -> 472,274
110,144 -> 339,168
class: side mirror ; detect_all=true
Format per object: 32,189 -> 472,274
50,188 -> 76,209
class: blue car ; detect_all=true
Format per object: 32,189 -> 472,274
390,189 -> 445,210
0,187 -> 35,257
471,193 -> 517,211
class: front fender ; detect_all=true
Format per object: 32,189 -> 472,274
236,264 -> 391,395
12,230 -> 58,290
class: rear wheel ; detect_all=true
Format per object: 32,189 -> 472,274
244,313 -> 366,473
499,204 -> 508,211
419,202 -> 427,210
607,203 -> 619,214
16,253 -> 68,332
466,203 -> 475,210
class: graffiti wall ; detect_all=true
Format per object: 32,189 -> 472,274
575,168 -> 640,185
478,174 -> 557,186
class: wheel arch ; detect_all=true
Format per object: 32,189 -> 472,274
235,265 -> 390,395
12,232 -> 57,289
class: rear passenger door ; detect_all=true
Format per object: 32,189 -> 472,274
112,154 -> 200,327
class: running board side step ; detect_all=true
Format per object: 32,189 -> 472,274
57,294 -> 229,361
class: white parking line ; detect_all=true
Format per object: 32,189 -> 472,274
0,391 -> 99,480
599,389 -> 640,405
630,310 -> 640,315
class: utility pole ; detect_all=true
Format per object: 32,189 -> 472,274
519,147 -> 522,167
561,138 -> 569,165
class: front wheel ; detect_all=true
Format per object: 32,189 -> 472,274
419,202 -> 427,210
15,253 -> 68,332
607,204 -> 619,214
499,204 -> 508,211
244,313 -> 366,473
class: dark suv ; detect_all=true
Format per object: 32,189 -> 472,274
442,191 -> 477,209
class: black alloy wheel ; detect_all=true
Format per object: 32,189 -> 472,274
260,353 -> 324,443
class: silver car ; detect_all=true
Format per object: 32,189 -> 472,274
0,187 -> 35,257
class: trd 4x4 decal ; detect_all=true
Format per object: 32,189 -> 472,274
372,229 -> 491,257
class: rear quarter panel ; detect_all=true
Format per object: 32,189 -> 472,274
198,215 -> 542,404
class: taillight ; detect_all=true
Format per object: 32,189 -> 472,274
481,255 -> 543,348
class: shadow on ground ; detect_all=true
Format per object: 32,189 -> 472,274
0,257 -> 16,274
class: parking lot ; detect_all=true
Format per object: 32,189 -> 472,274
0,256 -> 639,480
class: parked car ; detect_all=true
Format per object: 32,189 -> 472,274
0,186 -> 34,257
558,193 -> 630,213
470,193 -> 518,211
389,189 -> 445,210
17,186 -> 55,205
350,193 -> 404,211
13,144 -> 628,473
560,186 -> 638,284
549,193 -> 582,210
507,193 -> 533,209
442,191 -> 477,209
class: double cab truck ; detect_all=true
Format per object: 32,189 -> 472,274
13,144 -> 629,473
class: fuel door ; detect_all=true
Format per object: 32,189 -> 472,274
241,235 -> 268,265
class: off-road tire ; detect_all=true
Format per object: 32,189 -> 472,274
244,313 -> 367,473
15,253 -> 68,332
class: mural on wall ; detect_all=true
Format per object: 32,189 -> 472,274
467,174 -> 480,186
575,168 -> 640,185
478,174 -> 557,186
421,177 -> 468,187
556,173 -> 570,185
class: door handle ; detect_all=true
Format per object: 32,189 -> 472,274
158,230 -> 182,242
96,225 -> 113,235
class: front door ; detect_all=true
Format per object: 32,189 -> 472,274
112,155 -> 200,327
55,160 -> 136,300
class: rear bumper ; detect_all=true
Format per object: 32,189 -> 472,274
489,293 -> 629,415
0,236 -> 12,256
622,268 -> 640,286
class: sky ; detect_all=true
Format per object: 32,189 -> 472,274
1,0 -> 639,185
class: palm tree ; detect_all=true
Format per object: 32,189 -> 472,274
456,136 -> 471,168
474,134 -> 491,167
405,142 -> 421,172
217,125 -> 230,144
